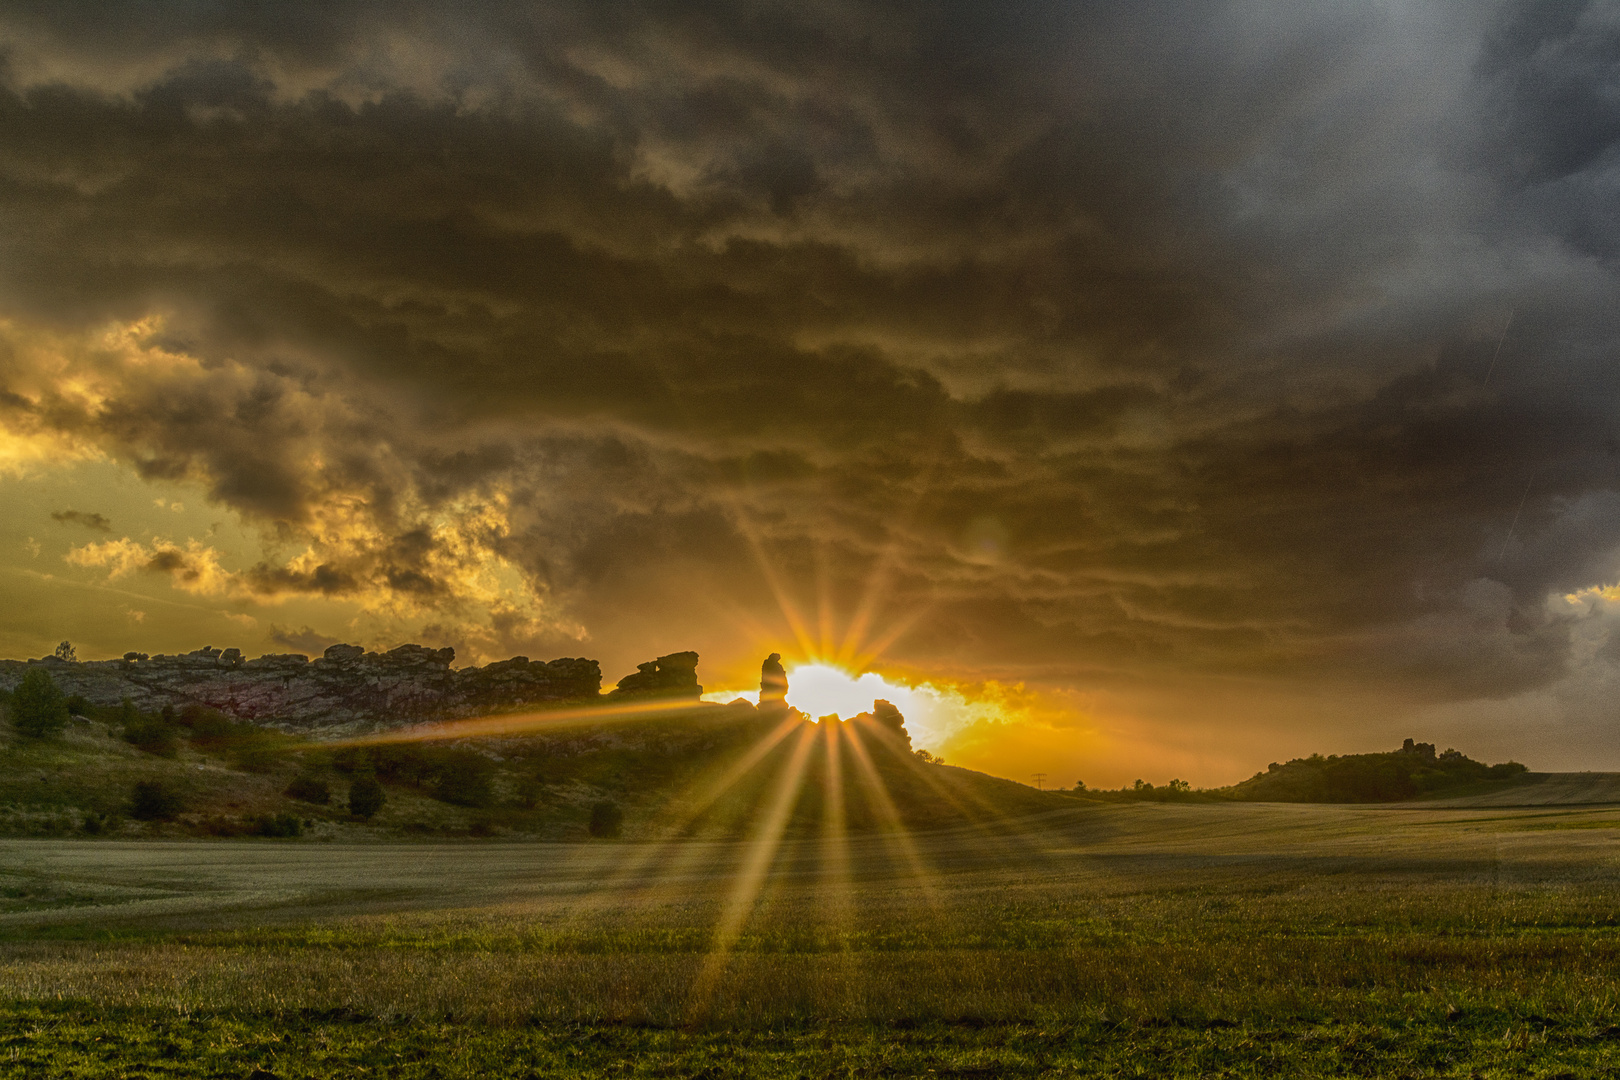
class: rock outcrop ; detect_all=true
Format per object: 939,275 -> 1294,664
0,644 -> 601,734
608,651 -> 702,699
759,652 -> 788,716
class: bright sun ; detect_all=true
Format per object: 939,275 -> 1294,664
702,660 -> 1006,754
784,663 -> 911,721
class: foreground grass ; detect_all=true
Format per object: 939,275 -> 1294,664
7,803 -> 1620,1075
8,1004 -> 1620,1078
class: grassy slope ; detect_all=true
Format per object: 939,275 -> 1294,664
0,704 -> 1066,842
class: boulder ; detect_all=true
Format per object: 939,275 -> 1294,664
609,651 -> 702,699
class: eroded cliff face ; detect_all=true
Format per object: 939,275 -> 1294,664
0,644 -> 601,734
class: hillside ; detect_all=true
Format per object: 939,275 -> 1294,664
1225,739 -> 1528,803
0,682 -> 1061,842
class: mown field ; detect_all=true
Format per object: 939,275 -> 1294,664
7,800 -> 1620,1077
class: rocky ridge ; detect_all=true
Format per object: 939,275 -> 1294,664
0,644 -> 604,735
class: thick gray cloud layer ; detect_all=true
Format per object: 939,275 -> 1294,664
1,1 -> 1618,728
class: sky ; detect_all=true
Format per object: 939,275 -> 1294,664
1,1 -> 1619,786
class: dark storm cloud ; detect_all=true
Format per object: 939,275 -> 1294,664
1,0 -> 1619,700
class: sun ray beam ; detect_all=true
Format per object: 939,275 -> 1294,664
540,713 -> 810,932
840,722 -> 943,911
328,696 -> 713,747
688,722 -> 819,1019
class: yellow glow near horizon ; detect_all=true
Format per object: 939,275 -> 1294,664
703,661 -> 1053,759
784,663 -> 911,721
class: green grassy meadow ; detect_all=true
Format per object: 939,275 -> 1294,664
7,800 -> 1620,1076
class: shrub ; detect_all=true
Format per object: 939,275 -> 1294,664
589,800 -> 624,838
284,775 -> 331,805
122,699 -> 180,757
64,693 -> 91,716
80,812 -> 121,835
254,813 -> 303,838
232,735 -> 291,773
514,775 -> 546,810
130,781 -> 184,821
11,668 -> 70,738
348,777 -> 386,820
181,705 -> 236,746
431,751 -> 495,808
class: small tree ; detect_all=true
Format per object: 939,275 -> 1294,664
589,800 -> 623,839
430,751 -> 494,808
255,813 -> 303,838
130,780 -> 184,821
284,775 -> 331,805
11,668 -> 69,738
348,777 -> 386,820
54,640 -> 77,662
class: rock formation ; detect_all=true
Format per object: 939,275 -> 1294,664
759,652 -> 789,716
844,698 -> 912,750
0,644 -> 601,734
607,651 -> 702,699
870,699 -> 912,750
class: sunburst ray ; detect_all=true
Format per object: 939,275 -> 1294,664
688,722 -> 819,1018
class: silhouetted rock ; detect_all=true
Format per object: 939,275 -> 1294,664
757,652 -> 790,719
1399,738 -> 1437,761
872,699 -> 911,749
609,651 -> 702,699
0,644 -> 601,734
847,698 -> 913,750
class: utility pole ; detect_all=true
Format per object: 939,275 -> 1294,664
1031,772 -> 1046,791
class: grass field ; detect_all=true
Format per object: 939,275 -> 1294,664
6,798 -> 1620,1076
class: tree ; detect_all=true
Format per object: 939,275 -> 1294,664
348,777 -> 386,820
130,781 -> 184,821
284,775 -> 331,805
430,750 -> 494,808
11,668 -> 69,738
53,641 -> 76,662
589,800 -> 623,838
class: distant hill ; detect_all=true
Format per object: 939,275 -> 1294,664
1224,739 -> 1528,803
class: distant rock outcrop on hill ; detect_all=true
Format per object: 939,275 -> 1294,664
0,644 -> 602,734
608,651 -> 702,699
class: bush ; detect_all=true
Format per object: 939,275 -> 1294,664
254,813 -> 303,838
348,777 -> 386,820
283,775 -> 331,805
431,751 -> 495,808
80,812 -> 120,835
588,800 -> 623,838
122,698 -> 180,757
130,781 -> 185,821
232,735 -> 292,773
514,775 -> 546,810
64,693 -> 91,716
181,706 -> 237,747
11,668 -> 69,738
